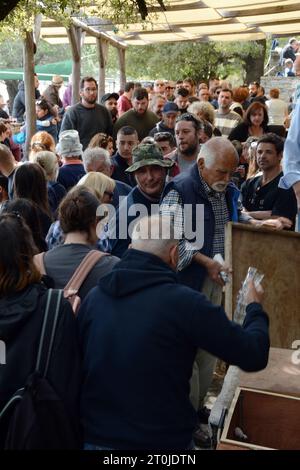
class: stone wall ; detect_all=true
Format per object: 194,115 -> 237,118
260,76 -> 300,103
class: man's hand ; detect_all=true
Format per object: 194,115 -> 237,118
245,279 -> 264,305
293,181 -> 300,210
261,217 -> 293,230
206,259 -> 230,286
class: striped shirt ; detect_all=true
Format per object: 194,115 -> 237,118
215,110 -> 242,138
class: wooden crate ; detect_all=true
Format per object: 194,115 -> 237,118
225,223 -> 300,348
220,387 -> 300,450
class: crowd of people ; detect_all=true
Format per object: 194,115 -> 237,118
0,68 -> 299,450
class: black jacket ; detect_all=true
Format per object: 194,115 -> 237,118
0,283 -> 81,444
12,81 -> 40,122
77,249 -> 269,449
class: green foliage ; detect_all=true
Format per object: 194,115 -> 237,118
0,0 -> 161,39
115,40 -> 266,83
0,37 -> 72,68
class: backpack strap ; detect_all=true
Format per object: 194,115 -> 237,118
35,289 -> 63,377
64,250 -> 107,299
34,252 -> 46,276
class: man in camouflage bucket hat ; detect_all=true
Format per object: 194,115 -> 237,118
99,143 -> 174,257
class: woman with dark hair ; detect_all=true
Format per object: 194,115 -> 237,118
13,162 -> 52,238
0,213 -> 81,448
228,101 -> 270,142
35,186 -> 119,300
4,198 -> 47,252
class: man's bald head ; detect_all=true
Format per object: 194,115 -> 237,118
197,137 -> 238,192
131,215 -> 179,270
198,137 -> 239,167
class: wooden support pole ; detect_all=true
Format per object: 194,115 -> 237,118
97,38 -> 109,100
67,25 -> 82,105
118,48 -> 126,91
23,31 -> 36,160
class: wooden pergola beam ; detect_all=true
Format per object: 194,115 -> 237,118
219,4 -> 300,19
72,18 -> 126,50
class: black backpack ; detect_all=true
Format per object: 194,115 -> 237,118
0,289 -> 79,449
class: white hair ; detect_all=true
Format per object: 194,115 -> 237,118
82,147 -> 111,172
197,136 -> 239,167
131,215 -> 178,258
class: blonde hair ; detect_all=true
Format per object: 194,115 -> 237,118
187,101 -> 215,125
77,171 -> 115,202
30,150 -> 58,181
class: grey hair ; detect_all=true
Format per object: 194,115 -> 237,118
82,147 -> 111,172
197,136 -> 239,167
187,101 -> 215,125
131,215 -> 178,258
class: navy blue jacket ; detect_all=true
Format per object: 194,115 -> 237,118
112,180 -> 132,209
161,163 -> 239,291
57,162 -> 86,191
99,186 -> 159,258
111,152 -> 135,187
77,249 -> 269,450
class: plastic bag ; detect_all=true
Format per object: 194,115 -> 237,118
233,267 -> 264,325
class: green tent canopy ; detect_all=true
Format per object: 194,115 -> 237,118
0,60 -> 72,81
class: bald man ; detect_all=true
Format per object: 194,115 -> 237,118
77,215 -> 269,450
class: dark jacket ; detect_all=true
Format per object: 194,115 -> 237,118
162,163 -> 239,291
112,180 -> 132,208
111,152 -> 135,187
57,161 -> 86,191
12,81 -> 40,122
228,122 -> 285,142
0,283 -> 82,447
99,186 -> 159,258
77,248 -> 269,450
148,120 -> 175,137
47,180 -> 67,215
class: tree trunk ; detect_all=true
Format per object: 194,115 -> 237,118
244,39 -> 267,84
23,31 -> 36,160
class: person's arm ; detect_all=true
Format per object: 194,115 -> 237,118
243,210 -> 272,220
60,108 -> 76,133
279,100 -> 300,207
193,252 -> 227,286
189,280 -> 269,372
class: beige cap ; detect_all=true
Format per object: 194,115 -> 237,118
52,75 -> 64,86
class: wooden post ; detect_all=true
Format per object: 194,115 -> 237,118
67,25 -> 82,105
23,31 -> 36,160
118,48 -> 126,91
97,38 -> 109,100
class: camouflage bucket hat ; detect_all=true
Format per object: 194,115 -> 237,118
125,143 -> 174,173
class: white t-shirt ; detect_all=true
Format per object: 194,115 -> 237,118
265,98 -> 288,125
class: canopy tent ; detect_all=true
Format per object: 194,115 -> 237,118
39,0 -> 300,46
0,60 -> 72,81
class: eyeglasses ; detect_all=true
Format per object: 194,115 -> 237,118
83,88 -> 97,93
